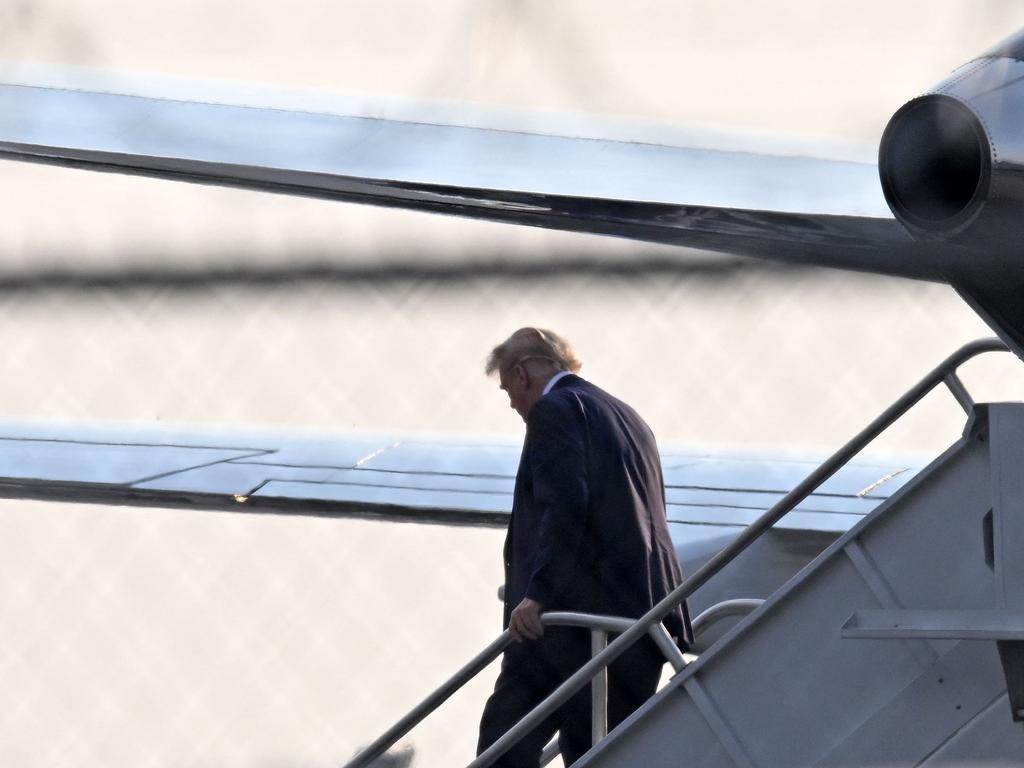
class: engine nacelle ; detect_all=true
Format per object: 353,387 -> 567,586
880,31 -> 1024,244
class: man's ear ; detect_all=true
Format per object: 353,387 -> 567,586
513,363 -> 530,388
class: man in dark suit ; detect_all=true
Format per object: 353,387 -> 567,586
477,328 -> 693,767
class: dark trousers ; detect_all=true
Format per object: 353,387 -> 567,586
477,628 -> 663,767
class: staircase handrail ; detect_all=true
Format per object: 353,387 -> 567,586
345,611 -> 684,767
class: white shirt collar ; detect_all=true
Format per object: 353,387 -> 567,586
543,370 -> 572,396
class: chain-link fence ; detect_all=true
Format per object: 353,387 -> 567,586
0,257 -> 1016,447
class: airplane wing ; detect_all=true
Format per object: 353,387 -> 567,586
0,77 -> 933,282
0,420 -> 914,530
0,418 -> 918,639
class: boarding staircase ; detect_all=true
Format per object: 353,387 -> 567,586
348,338 -> 1024,767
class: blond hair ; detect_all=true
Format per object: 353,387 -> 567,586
485,327 -> 582,376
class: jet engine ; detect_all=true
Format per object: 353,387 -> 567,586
879,31 -> 1024,245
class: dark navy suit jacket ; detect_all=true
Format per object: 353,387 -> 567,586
502,374 -> 693,648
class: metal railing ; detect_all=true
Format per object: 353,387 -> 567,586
691,598 -> 765,637
535,598 -> 764,767
346,337 -> 1008,768
345,612 -> 686,768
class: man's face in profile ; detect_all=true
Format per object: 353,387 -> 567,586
498,365 -> 532,422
